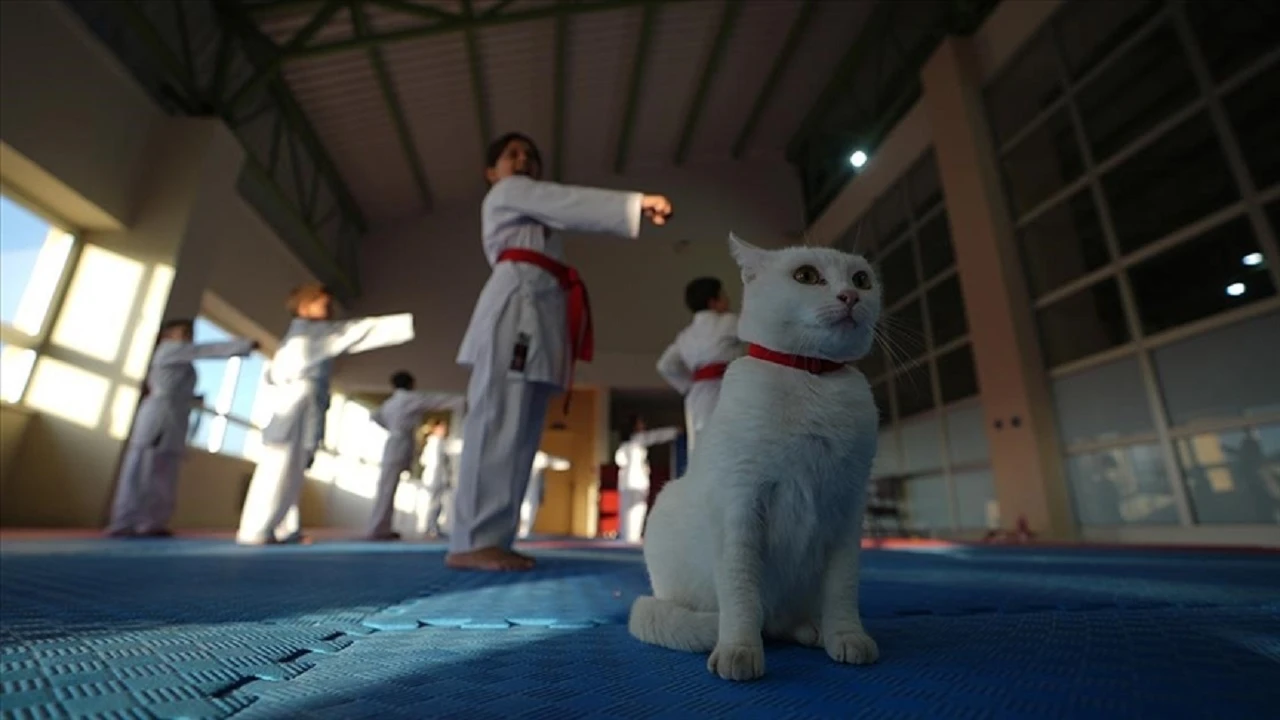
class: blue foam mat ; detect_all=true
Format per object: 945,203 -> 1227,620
2,539 -> 1278,719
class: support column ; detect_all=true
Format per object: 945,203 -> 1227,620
921,37 -> 1074,539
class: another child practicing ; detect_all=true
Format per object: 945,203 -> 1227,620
106,319 -> 256,538
367,371 -> 460,540
656,277 -> 742,451
236,284 -> 415,545
518,451 -> 570,539
449,132 -> 673,571
614,415 -> 681,544
415,421 -> 454,538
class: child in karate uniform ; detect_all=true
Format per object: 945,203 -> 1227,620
236,284 -> 415,545
367,371 -> 461,540
614,415 -> 681,543
106,319 -> 256,538
518,451 -> 570,539
415,421 -> 454,538
656,277 -> 742,451
449,132 -> 673,571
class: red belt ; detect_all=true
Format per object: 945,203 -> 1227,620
498,248 -> 593,410
692,363 -> 728,382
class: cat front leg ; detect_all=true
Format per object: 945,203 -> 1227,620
818,522 -> 879,666
708,498 -> 767,681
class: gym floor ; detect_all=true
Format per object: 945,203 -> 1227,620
1,534 -> 1277,719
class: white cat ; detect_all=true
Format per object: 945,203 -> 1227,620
629,234 -> 882,682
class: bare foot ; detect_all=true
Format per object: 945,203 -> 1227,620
445,546 -> 536,572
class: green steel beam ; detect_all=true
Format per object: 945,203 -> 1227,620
367,0 -> 456,23
551,3 -> 568,182
730,0 -> 815,160
173,2 -> 197,91
287,130 -> 310,216
268,116 -> 284,174
674,0 -> 743,165
614,2 -> 658,175
460,0 -> 494,156
288,1 -> 651,59
209,30 -> 234,106
107,1 -> 201,102
481,0 -> 518,19
352,1 -> 434,210
786,1 -> 895,161
225,0 -> 341,115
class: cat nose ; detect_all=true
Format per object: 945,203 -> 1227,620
837,290 -> 859,307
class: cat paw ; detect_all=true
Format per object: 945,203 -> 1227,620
824,628 -> 879,665
789,621 -> 822,647
707,642 -> 766,681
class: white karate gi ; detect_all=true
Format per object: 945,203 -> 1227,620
367,390 -> 461,538
415,434 -> 455,537
107,338 -> 255,535
451,175 -> 644,555
656,310 -> 743,451
236,314 -> 415,544
614,427 -> 680,543
518,451 -> 570,539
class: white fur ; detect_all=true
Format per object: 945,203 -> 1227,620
630,233 -> 882,681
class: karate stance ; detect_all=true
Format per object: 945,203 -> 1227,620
518,451 -> 570,539
236,284 -> 415,545
656,277 -> 742,451
415,422 -> 455,538
448,131 -> 673,571
614,416 -> 680,544
367,371 -> 460,541
106,319 -> 255,538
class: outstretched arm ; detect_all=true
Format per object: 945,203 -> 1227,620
656,343 -> 693,395
152,339 -> 255,365
487,176 -> 644,238
635,427 -> 681,448
408,391 -> 465,414
323,313 -> 415,358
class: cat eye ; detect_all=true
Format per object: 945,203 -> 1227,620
852,271 -> 873,290
793,265 -> 823,285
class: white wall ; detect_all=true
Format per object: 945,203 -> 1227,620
337,158 -> 804,394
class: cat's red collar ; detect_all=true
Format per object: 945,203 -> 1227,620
746,344 -> 846,375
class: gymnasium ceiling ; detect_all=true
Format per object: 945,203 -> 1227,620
67,0 -> 996,297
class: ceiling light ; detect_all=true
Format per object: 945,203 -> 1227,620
1242,252 -> 1264,266
849,150 -> 868,169
1226,282 -> 1246,297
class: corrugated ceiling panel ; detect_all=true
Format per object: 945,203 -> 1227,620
283,53 -> 420,224
749,0 -> 875,159
562,6 -> 643,180
688,0 -> 801,161
627,0 -> 724,170
258,5 -> 353,46
477,19 -> 556,159
381,32 -> 487,207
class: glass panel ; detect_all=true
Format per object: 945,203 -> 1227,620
1019,189 -> 1111,298
1223,62 -> 1280,192
220,419 -> 254,459
838,215 -> 877,256
903,474 -> 951,533
1067,443 -> 1181,525
230,352 -> 267,423
1036,278 -> 1130,367
984,29 -> 1063,146
1127,215 -> 1276,336
906,151 -> 943,217
192,317 -> 233,410
879,239 -> 918,307
916,212 -> 954,281
873,185 -> 909,245
1101,113 -> 1239,255
188,408 -> 217,451
1001,109 -> 1085,218
1176,423 -> 1280,525
894,361 -> 934,420
900,414 -> 943,473
860,342 -> 888,381
872,381 -> 892,427
887,300 -> 926,362
873,430 -> 900,476
936,343 -> 979,405
1052,356 -> 1153,446
946,402 -> 990,465
1185,0 -> 1280,83
1056,0 -> 1162,80
926,274 -> 967,347
1075,21 -> 1198,163
954,469 -> 998,529
0,342 -> 38,404
1,195 -> 56,330
1153,311 -> 1280,426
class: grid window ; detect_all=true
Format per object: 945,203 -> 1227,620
987,0 -> 1280,530
187,316 -> 268,461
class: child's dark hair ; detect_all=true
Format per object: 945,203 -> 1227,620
685,277 -> 723,313
157,318 -> 194,343
390,371 -> 415,390
485,132 -> 543,173
287,283 -> 332,316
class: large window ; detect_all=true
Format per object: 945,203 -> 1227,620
986,0 -> 1280,527
838,152 -> 996,535
186,316 -> 270,460
0,192 -> 78,404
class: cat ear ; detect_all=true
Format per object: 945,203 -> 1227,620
728,232 -> 766,283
